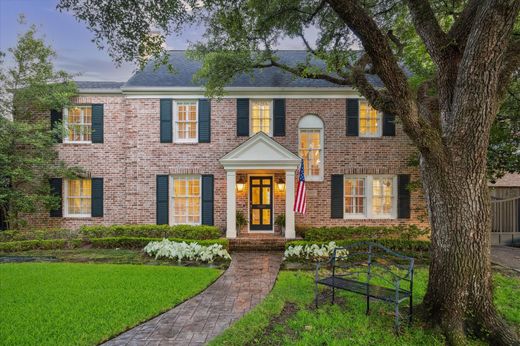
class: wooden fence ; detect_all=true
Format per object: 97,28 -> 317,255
491,194 -> 520,245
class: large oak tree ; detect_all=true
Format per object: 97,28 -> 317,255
58,0 -> 520,344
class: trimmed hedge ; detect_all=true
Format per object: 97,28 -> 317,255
80,224 -> 222,240
89,237 -> 229,250
287,239 -> 430,252
0,237 -> 228,253
0,229 -> 77,242
302,225 -> 429,242
0,239 -> 83,253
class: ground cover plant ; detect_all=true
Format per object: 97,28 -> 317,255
0,263 -> 222,346
210,269 -> 520,346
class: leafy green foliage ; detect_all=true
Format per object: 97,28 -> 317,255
0,20 -> 79,229
0,263 -> 221,346
0,228 -> 75,242
235,210 -> 248,229
303,225 -> 429,241
0,239 -> 82,252
79,224 -> 222,239
89,236 -> 229,250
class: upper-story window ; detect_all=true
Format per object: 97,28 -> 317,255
174,101 -> 198,143
64,178 -> 91,217
359,100 -> 382,137
63,105 -> 92,143
250,100 -> 272,136
344,175 -> 396,219
298,114 -> 324,181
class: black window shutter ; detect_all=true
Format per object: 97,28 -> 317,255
201,175 -> 214,226
273,99 -> 286,136
331,174 -> 344,218
198,99 -> 211,143
91,178 -> 104,217
50,109 -> 62,143
160,99 -> 173,143
49,178 -> 63,217
156,175 -> 169,225
236,98 -> 249,136
397,174 -> 411,219
91,104 -> 104,143
382,112 -> 396,136
346,99 -> 359,136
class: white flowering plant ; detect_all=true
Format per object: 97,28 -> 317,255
143,239 -> 231,263
284,241 -> 348,261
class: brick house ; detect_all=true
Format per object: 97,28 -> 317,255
35,51 -> 428,238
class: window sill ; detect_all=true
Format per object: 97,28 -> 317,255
63,215 -> 93,219
343,215 -> 397,220
62,141 -> 93,145
306,177 -> 324,182
173,141 -> 199,145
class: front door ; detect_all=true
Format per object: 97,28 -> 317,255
249,176 -> 273,231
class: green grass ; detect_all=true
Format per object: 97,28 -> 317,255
210,269 -> 520,346
0,262 -> 222,346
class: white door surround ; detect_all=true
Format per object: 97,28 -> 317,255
220,132 -> 301,239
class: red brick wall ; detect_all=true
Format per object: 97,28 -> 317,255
27,96 -> 429,231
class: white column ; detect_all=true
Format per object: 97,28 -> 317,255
285,170 -> 296,239
226,170 -> 237,239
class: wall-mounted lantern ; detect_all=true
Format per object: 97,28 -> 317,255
236,176 -> 246,192
277,177 -> 286,192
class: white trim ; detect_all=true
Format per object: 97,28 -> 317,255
63,178 -> 92,218
298,115 -> 324,182
343,175 -> 397,220
249,99 -> 273,137
173,100 -> 198,143
169,175 -> 202,225
246,174 -> 275,233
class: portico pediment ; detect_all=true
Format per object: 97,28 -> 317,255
220,132 -> 301,170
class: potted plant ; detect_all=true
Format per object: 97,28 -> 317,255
275,213 -> 286,235
236,210 -> 248,232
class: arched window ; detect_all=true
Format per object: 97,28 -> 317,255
298,114 -> 324,181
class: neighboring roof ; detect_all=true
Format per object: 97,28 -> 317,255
124,50 -> 384,89
489,173 -> 520,187
75,81 -> 125,90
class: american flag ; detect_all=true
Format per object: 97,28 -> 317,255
293,159 -> 307,214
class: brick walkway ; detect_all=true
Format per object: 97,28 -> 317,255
492,246 -> 520,272
102,251 -> 283,346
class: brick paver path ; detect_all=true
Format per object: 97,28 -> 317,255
102,251 -> 283,346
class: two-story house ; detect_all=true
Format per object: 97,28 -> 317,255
34,51 -> 427,239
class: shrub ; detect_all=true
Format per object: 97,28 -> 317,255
284,241 -> 348,261
0,229 -> 76,242
303,225 -> 429,241
79,224 -> 222,240
144,239 -> 231,263
89,237 -> 229,250
0,239 -> 82,252
236,211 -> 248,230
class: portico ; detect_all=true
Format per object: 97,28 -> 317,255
220,132 -> 301,239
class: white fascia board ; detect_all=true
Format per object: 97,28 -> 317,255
77,89 -> 123,95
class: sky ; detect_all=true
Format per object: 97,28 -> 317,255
0,0 -> 312,83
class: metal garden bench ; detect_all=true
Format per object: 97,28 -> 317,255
314,241 -> 415,330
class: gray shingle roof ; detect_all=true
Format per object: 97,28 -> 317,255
76,81 -> 125,90
124,50 -> 384,89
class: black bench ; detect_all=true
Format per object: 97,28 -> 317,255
314,241 -> 414,330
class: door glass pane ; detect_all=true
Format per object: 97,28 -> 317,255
262,209 -> 270,225
251,209 -> 260,225
252,187 -> 260,204
262,187 -> 271,205
262,179 -> 270,185
251,179 -> 260,185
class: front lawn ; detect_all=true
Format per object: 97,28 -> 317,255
210,269 -> 520,345
0,263 -> 221,346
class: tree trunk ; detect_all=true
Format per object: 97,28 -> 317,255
420,148 -> 519,346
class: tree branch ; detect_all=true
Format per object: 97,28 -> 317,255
498,36 -> 520,98
406,0 -> 450,64
447,0 -> 480,50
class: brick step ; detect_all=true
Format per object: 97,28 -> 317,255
229,239 -> 286,251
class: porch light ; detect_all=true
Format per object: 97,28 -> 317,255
236,176 -> 246,192
277,177 -> 286,192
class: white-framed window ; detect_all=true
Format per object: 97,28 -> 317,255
63,105 -> 92,143
344,175 -> 397,219
170,175 -> 201,225
174,100 -> 198,143
64,179 -> 91,217
298,114 -> 324,181
250,100 -> 273,136
344,176 -> 366,218
359,100 -> 382,137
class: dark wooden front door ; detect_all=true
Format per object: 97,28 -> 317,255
249,176 -> 273,231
